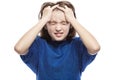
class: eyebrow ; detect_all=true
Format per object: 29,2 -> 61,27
48,20 -> 68,23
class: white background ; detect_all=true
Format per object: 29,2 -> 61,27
0,0 -> 120,80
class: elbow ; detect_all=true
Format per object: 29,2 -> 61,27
14,45 -> 27,55
88,45 -> 101,55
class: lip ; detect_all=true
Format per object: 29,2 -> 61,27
54,33 -> 63,37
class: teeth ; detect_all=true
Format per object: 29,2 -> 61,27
55,33 -> 62,37
55,33 -> 62,34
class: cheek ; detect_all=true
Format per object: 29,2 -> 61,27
66,28 -> 70,34
46,26 -> 54,35
47,28 -> 52,34
64,26 -> 70,33
46,24 -> 51,31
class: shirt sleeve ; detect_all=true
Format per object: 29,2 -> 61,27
20,36 -> 42,74
81,43 -> 97,72
74,37 -> 97,72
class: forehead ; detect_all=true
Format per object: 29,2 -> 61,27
50,9 -> 66,21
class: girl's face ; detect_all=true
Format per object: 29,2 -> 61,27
46,9 -> 70,41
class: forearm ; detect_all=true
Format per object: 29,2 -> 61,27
71,19 -> 100,54
14,18 -> 47,55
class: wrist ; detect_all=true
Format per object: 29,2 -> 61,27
39,17 -> 48,25
69,18 -> 77,24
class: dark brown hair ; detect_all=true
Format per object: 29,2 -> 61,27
38,1 -> 76,41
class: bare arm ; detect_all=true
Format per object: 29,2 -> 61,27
58,6 -> 100,55
14,6 -> 57,55
14,19 -> 47,55
70,19 -> 100,54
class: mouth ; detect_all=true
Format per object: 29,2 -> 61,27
54,32 -> 63,37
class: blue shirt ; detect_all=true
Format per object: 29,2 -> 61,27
20,36 -> 97,80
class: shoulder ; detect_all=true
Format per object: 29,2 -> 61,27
34,36 -> 46,43
29,36 -> 47,49
71,37 -> 83,44
35,36 -> 44,41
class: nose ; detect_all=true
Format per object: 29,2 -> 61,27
55,24 -> 62,31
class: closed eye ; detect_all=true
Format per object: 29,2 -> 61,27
61,21 -> 69,25
48,21 -> 57,25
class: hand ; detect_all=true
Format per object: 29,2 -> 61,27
41,5 -> 58,22
57,6 -> 76,23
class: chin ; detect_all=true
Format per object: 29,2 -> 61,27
54,39 -> 64,41
53,37 -> 65,41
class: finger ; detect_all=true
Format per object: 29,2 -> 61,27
56,6 -> 65,11
64,5 -> 68,9
51,5 -> 59,9
43,6 -> 51,11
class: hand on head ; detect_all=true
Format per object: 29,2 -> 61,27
41,5 -> 59,21
56,5 -> 75,22
41,4 -> 75,23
